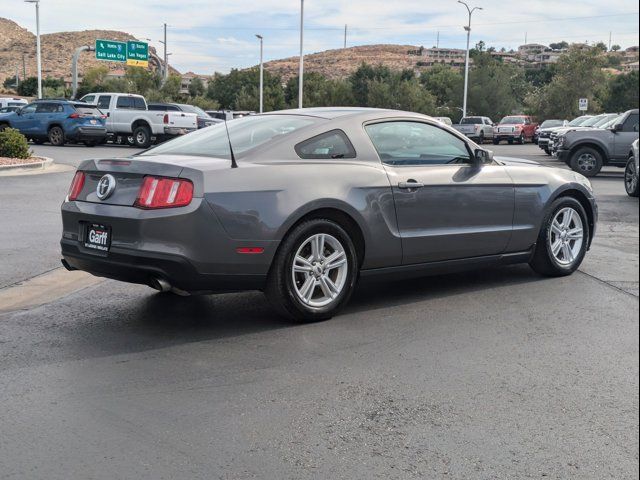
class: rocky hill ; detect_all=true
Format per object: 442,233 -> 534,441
0,17 -> 166,86
264,44 -> 425,81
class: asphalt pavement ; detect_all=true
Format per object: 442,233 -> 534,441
0,142 -> 638,479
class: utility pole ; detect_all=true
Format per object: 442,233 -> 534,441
436,31 -> 440,48
524,32 -> 527,44
15,65 -> 20,88
22,54 -> 27,79
298,0 -> 304,109
344,24 -> 347,49
458,0 -> 482,118
608,31 -> 612,51
256,34 -> 264,113
163,23 -> 168,82
25,0 -> 42,99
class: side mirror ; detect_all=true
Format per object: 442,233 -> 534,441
474,149 -> 493,165
612,123 -> 623,132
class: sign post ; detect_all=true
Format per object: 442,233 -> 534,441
579,98 -> 589,112
95,39 -> 127,63
126,41 -> 149,67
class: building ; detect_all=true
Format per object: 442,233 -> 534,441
623,61 -> 639,73
517,44 -> 548,57
180,72 -> 211,95
420,48 -> 470,69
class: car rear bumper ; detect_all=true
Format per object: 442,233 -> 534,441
67,127 -> 108,141
164,126 -> 197,136
61,240 -> 266,293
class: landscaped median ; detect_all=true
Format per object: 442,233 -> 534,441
0,127 -> 54,174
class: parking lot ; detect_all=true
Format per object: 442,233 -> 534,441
0,143 -> 638,479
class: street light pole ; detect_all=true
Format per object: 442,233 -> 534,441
25,0 -> 42,99
163,23 -> 168,82
298,0 -> 304,109
256,35 -> 264,114
458,0 -> 482,118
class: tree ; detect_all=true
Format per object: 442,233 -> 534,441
419,64 -> 463,112
17,77 -> 37,96
3,76 -> 19,90
549,41 -> 569,51
524,46 -> 607,118
594,42 -> 608,52
207,68 -> 284,111
601,71 -> 640,112
125,67 -> 160,94
348,63 -> 392,106
475,40 -> 486,52
188,77 -> 205,97
611,45 -> 622,52
160,75 -> 182,99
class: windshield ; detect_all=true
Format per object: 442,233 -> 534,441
568,116 -> 591,126
540,120 -> 564,128
599,115 -> 623,129
460,117 -> 482,124
140,114 -> 318,159
592,114 -> 619,128
580,115 -> 607,127
500,116 -> 525,125
178,104 -> 209,117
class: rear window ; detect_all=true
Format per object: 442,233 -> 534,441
116,96 -> 146,110
72,105 -> 103,116
460,117 -> 482,124
140,115 -> 317,159
295,130 -> 356,159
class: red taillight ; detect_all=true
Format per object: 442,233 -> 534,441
134,176 -> 193,209
236,247 -> 264,254
67,171 -> 85,201
68,112 -> 80,119
163,113 -> 169,124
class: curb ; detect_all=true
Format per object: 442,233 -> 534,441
0,156 -> 54,173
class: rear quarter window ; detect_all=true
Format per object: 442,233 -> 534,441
295,130 -> 356,159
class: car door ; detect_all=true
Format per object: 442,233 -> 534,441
614,112 -> 639,159
11,103 -> 37,134
365,120 -> 515,265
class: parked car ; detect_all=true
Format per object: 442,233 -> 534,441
625,139 -> 639,197
148,103 -> 221,129
534,119 -> 567,144
0,106 -> 22,114
61,107 -> 597,322
0,100 -> 107,146
493,115 -> 538,144
548,114 -> 620,156
453,116 -> 494,143
538,116 -> 592,155
0,97 -> 28,109
555,109 -> 639,177
433,116 -> 453,126
80,93 -> 198,148
206,110 -> 256,121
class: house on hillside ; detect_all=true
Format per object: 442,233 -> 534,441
180,72 -> 211,95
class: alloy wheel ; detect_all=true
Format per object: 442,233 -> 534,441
291,233 -> 348,308
625,161 -> 638,195
576,153 -> 597,173
549,207 -> 584,266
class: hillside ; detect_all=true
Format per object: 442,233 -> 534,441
0,17 -> 167,85
264,44 -> 425,81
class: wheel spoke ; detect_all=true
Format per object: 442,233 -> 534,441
567,227 -> 583,240
311,234 -> 325,260
562,209 -> 574,228
324,250 -> 346,270
551,239 -> 563,256
299,276 -> 316,303
562,244 -> 573,262
318,276 -> 336,299
294,255 -> 313,273
551,220 -> 563,236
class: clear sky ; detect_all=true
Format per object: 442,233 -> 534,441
4,0 -> 639,74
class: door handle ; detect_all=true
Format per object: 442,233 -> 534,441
398,180 -> 424,189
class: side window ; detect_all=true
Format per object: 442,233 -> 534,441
82,95 -> 95,104
623,113 -> 639,132
21,104 -> 37,114
295,130 -> 356,159
168,105 -> 180,111
97,96 -> 111,110
365,121 -> 472,166
133,97 -> 146,110
116,97 -> 133,109
35,103 -> 55,113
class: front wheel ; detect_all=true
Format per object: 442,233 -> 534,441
265,219 -> 359,322
48,126 -> 65,146
570,147 -> 603,177
529,197 -> 589,277
625,156 -> 639,197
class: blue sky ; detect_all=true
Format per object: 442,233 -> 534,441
4,0 -> 639,74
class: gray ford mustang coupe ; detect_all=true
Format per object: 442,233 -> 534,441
61,108 -> 597,321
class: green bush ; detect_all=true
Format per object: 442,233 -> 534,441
0,128 -> 31,159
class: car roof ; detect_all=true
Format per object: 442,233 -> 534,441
264,107 -> 425,121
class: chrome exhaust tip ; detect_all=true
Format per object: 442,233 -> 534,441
150,277 -> 172,292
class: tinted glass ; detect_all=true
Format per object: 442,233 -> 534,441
97,96 -> 111,109
540,120 -> 564,128
116,97 -> 132,109
178,105 -> 208,116
133,97 -> 146,110
365,121 -> 472,166
21,104 -> 36,114
82,95 -> 95,104
73,105 -> 102,116
568,116 -> 591,126
593,114 -> 619,127
295,130 -> 356,159
147,104 -> 167,111
140,115 -> 317,159
461,118 -> 482,124
623,113 -> 639,132
500,116 -> 526,124
35,103 -> 58,113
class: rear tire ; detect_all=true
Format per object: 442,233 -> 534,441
265,218 -> 359,322
625,156 -> 639,197
132,125 -> 152,148
529,197 -> 589,277
508,138 -> 514,145
478,132 -> 485,144
48,126 -> 65,146
570,147 -> 603,177
493,138 -> 500,145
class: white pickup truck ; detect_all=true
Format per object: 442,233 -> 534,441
79,93 -> 198,148
453,116 -> 495,143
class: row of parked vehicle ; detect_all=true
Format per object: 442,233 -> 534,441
0,94 -> 255,148
450,115 -> 540,145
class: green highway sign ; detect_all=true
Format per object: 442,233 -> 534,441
95,39 -> 127,62
126,41 -> 149,67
